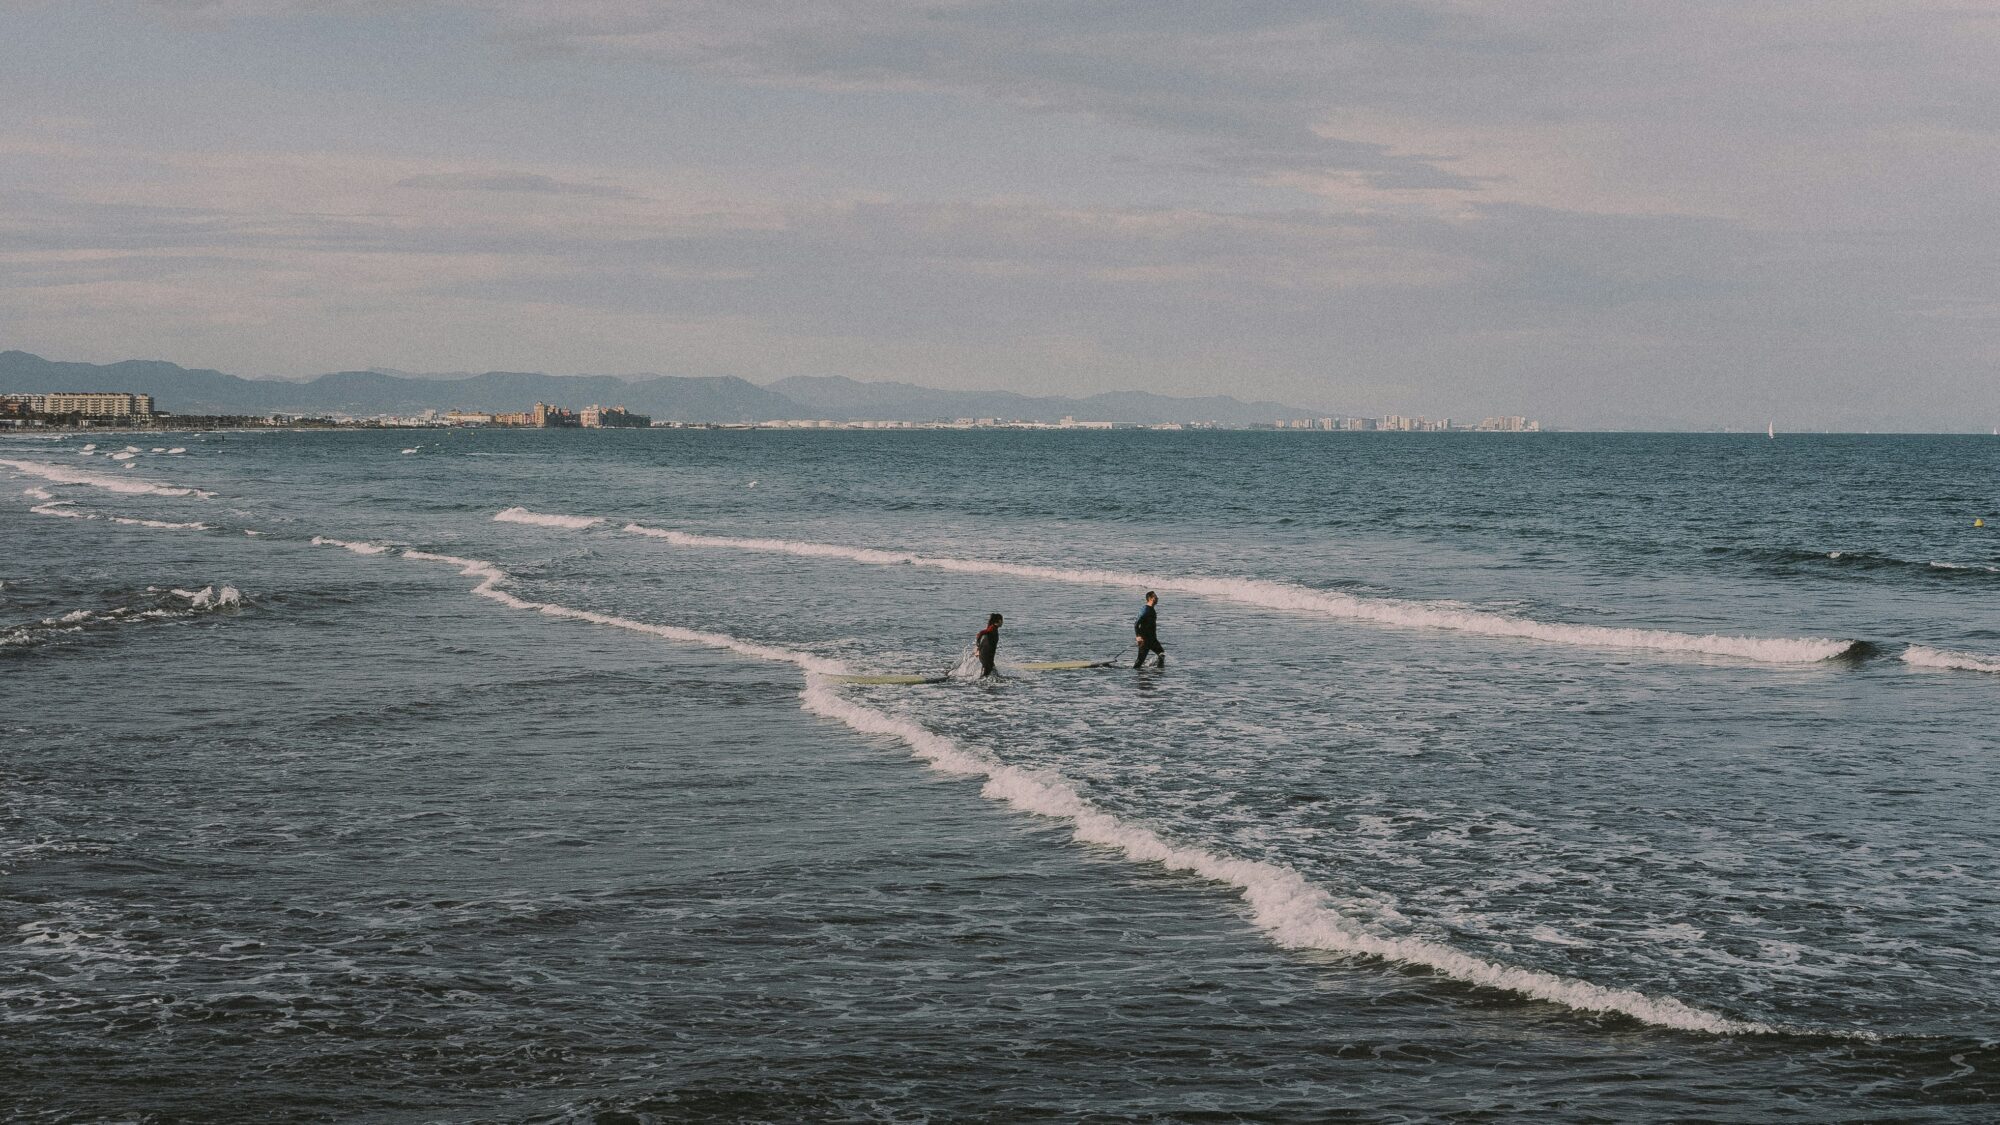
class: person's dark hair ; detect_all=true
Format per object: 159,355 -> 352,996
1144,591 -> 1157,601
988,613 -> 1003,625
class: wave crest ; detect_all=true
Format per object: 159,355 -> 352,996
494,507 -> 604,530
621,525 -> 1860,665
309,536 -> 392,555
0,457 -> 214,498
2,585 -> 245,651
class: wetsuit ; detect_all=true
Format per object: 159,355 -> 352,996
1134,603 -> 1165,668
975,623 -> 1001,677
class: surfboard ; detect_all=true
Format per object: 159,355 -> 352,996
824,673 -> 947,685
1015,660 -> 1111,671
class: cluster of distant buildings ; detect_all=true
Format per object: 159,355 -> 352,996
0,390 -> 1541,434
689,414 -> 1543,432
736,415 -> 1183,430
1270,415 -> 1540,432
439,403 -> 651,428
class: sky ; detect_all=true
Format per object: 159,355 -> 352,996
2,1 -> 1997,429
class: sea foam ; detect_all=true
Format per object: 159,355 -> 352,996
0,457 -> 214,498
170,585 -> 242,609
309,536 -> 392,555
312,535 -> 1787,1035
108,516 -> 210,531
1902,645 -> 2000,675
27,499 -> 206,530
620,524 -> 1860,665
493,507 -> 605,530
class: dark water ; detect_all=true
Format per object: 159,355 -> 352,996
4,429 -> 1999,1121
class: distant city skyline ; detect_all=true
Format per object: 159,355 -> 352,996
4,3 -> 1998,431
1,347 -> 1568,428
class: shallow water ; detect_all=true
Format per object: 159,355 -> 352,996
4,429 -> 1999,1121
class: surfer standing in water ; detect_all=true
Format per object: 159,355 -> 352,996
975,613 -> 1003,677
1133,592 -> 1165,669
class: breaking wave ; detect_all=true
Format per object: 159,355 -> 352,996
309,536 -> 392,555
108,516 -> 209,531
26,499 -> 208,530
305,535 -> 1802,1035
619,524 -> 1861,664
493,507 -> 604,530
170,585 -> 243,609
1902,645 -> 2000,675
0,457 -> 214,498
2,586 -> 244,651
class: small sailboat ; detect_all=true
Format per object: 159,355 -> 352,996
1767,421 -> 1775,439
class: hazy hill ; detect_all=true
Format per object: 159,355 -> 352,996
768,375 -> 1314,424
0,353 -> 293,414
0,352 -> 795,422
0,351 -> 1321,424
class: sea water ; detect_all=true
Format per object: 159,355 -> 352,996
4,429 -> 1998,1120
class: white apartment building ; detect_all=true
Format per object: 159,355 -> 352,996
8,392 -> 154,418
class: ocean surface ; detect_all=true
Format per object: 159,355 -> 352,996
4,428 -> 1998,1122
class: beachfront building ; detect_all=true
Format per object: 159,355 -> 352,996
2,392 -> 155,420
491,402 -> 582,428
531,402 -> 579,428
580,405 -> 651,428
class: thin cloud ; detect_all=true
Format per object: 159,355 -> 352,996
395,172 -> 637,198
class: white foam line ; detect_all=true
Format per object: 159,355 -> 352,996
620,524 -> 1858,665
26,499 -> 207,530
108,516 -> 209,531
1929,561 -> 2000,574
493,507 -> 604,530
802,683 -> 1789,1037
309,536 -> 1786,1035
0,457 -> 213,498
22,487 -> 52,500
309,536 -> 391,556
398,549 -> 842,674
1903,645 -> 2000,675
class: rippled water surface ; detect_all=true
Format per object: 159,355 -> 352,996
5,429 -> 2000,1121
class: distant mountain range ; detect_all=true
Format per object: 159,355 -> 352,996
0,351 -> 1319,425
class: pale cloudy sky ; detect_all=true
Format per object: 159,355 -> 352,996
2,1 -> 1997,428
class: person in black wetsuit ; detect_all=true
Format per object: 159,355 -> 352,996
1133,591 -> 1165,668
975,613 -> 1003,677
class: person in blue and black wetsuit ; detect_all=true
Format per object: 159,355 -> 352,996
1133,591 -> 1165,669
